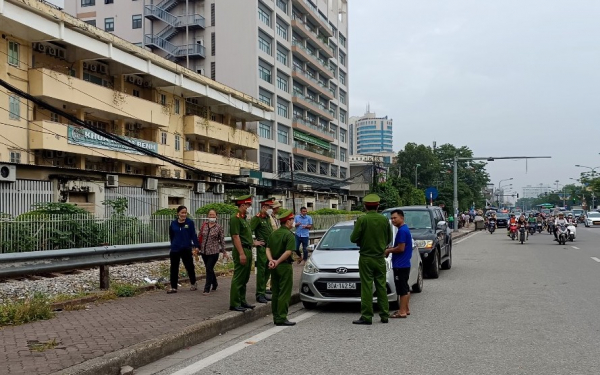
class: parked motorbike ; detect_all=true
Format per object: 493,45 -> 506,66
556,224 -> 568,245
519,224 -> 527,244
567,223 -> 576,241
509,223 -> 518,240
488,220 -> 496,234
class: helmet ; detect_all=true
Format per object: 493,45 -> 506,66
558,212 -> 564,216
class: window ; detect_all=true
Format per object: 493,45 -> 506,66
330,124 -> 338,139
104,17 -> 114,32
81,0 -> 95,6
258,63 -> 272,83
132,89 -> 140,97
276,0 -> 288,13
339,70 -> 346,85
339,90 -> 346,105
132,15 -> 142,29
330,165 -> 338,178
84,19 -> 96,27
105,0 -> 113,4
160,94 -> 167,106
211,61 -> 216,80
339,33 -> 346,48
50,112 -> 60,122
277,151 -> 290,172
260,146 -> 274,173
294,156 -> 304,171
340,109 -> 347,124
277,98 -> 289,118
175,135 -> 181,151
174,99 -> 180,114
277,124 -> 289,144
8,95 -> 20,120
340,167 -> 347,179
258,6 -> 271,27
9,151 -> 21,164
211,3 -> 215,26
276,47 -> 288,66
161,132 -> 167,145
276,73 -> 289,92
258,33 -> 272,55
340,129 -> 347,143
8,41 -> 19,66
211,32 -> 216,56
259,122 -> 272,139
276,21 -> 288,40
339,51 -> 346,66
320,163 -> 328,176
259,88 -> 273,106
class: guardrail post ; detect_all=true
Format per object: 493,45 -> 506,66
100,265 -> 110,290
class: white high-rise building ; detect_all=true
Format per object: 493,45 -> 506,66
65,0 -> 351,194
522,184 -> 553,199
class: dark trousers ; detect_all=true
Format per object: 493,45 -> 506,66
295,236 -> 309,260
202,253 -> 220,292
170,249 -> 196,289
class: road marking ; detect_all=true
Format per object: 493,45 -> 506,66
454,231 -> 480,244
171,311 -> 319,375
572,246 -> 580,250
591,257 -> 600,263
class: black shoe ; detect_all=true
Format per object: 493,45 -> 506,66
381,318 -> 389,323
256,296 -> 269,304
241,303 -> 256,309
275,320 -> 296,326
264,294 -> 272,301
352,318 -> 372,325
212,283 -> 218,291
265,289 -> 272,295
229,306 -> 247,312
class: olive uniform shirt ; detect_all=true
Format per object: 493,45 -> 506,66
267,227 -> 296,263
250,213 -> 273,243
230,212 -> 253,248
350,211 -> 392,258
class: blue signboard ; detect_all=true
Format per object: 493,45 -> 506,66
425,187 -> 439,200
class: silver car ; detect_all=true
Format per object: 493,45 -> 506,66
300,220 -> 423,310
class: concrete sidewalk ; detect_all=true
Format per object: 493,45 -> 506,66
1,229 -> 474,375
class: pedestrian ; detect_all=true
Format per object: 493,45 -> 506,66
266,209 -> 297,326
269,201 -> 282,231
167,205 -> 200,294
350,194 -> 392,325
385,209 -> 413,319
294,207 -> 313,264
197,209 -> 229,295
448,214 -> 454,229
251,197 -> 275,304
229,195 -> 264,312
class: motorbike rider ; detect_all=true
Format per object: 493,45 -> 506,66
487,213 -> 497,230
527,213 -> 537,233
507,214 -> 518,236
517,214 -> 529,240
536,213 -> 544,230
553,212 -> 569,241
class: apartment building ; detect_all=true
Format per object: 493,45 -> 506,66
349,109 -> 393,157
0,0 -> 272,216
64,0 -> 351,197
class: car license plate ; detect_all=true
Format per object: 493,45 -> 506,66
326,282 -> 356,290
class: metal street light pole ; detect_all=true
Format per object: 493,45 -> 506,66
415,164 -> 421,188
451,156 -> 551,232
498,178 -> 513,207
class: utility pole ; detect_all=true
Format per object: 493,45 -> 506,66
289,155 -> 296,214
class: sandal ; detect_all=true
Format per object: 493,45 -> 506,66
167,289 -> 177,294
390,311 -> 407,319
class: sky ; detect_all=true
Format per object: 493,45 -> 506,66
348,0 -> 600,199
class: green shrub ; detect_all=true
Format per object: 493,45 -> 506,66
152,208 -> 178,217
112,283 -> 138,297
196,203 -> 238,216
0,293 -> 54,326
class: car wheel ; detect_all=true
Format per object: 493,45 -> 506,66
302,301 -> 318,310
441,245 -> 452,270
427,250 -> 440,279
411,264 -> 424,293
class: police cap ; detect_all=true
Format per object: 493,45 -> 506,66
363,193 -> 381,207
278,209 -> 295,222
234,194 -> 252,205
259,197 -> 276,206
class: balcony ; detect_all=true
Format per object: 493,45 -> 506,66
183,150 -> 257,176
293,0 -> 334,37
29,69 -> 170,126
183,116 -> 259,150
292,66 -> 335,99
291,18 -> 334,58
291,41 -> 335,79
292,92 -> 335,120
28,121 -> 160,165
293,141 -> 334,163
145,36 -> 206,60
292,116 -> 334,142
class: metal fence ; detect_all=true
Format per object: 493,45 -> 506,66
0,180 -> 54,217
0,213 -> 360,253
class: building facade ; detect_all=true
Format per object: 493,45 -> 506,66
64,0 -> 351,196
0,0 -> 273,216
349,109 -> 393,156
522,184 -> 552,199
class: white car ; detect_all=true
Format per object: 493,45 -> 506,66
586,212 -> 600,227
300,220 -> 423,310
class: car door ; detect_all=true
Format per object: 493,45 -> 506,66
433,209 -> 448,257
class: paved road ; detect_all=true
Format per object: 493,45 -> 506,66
139,228 -> 600,375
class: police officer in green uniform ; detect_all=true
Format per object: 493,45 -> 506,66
266,209 -> 297,326
250,197 -> 275,304
229,195 -> 264,312
350,194 -> 392,325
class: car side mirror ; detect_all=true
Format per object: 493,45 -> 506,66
437,221 -> 446,230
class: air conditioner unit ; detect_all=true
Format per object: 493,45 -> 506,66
160,169 -> 171,178
90,64 -> 97,72
65,157 -> 76,166
0,164 -> 17,183
247,177 -> 260,185
48,47 -> 57,56
99,64 -> 107,74
342,194 -> 347,202
106,174 -> 119,188
144,178 -> 158,191
52,160 -> 62,167
197,39 -> 204,46
57,49 -> 66,60
135,77 -> 143,86
143,81 -> 152,88
249,186 -> 257,196
55,151 -> 65,158
210,173 -> 222,182
297,184 -> 312,191
43,150 -> 54,158
34,43 -> 46,53
239,168 -> 251,177
195,182 -> 206,194
214,183 -> 225,194
127,75 -> 136,83
83,61 -> 89,70
197,69 -> 205,76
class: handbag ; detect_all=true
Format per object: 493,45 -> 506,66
197,222 -> 207,253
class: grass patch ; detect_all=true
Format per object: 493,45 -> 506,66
0,293 -> 54,327
111,283 -> 139,298
27,338 -> 59,352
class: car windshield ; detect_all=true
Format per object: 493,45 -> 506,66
588,213 -> 600,218
404,211 -> 432,229
573,209 -> 583,215
496,214 -> 509,219
317,226 -> 360,251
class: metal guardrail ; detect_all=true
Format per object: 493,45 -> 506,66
0,230 -> 327,288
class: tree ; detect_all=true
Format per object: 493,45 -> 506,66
372,181 -> 401,210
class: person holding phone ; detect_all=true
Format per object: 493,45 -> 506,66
294,207 -> 313,264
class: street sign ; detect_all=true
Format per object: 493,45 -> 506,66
425,187 -> 439,200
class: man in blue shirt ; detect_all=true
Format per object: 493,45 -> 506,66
385,209 -> 413,319
294,207 -> 313,264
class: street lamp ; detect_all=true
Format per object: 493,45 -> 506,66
497,178 -> 513,207
415,164 -> 421,188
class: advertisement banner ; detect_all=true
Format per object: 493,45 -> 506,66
67,126 -> 158,155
